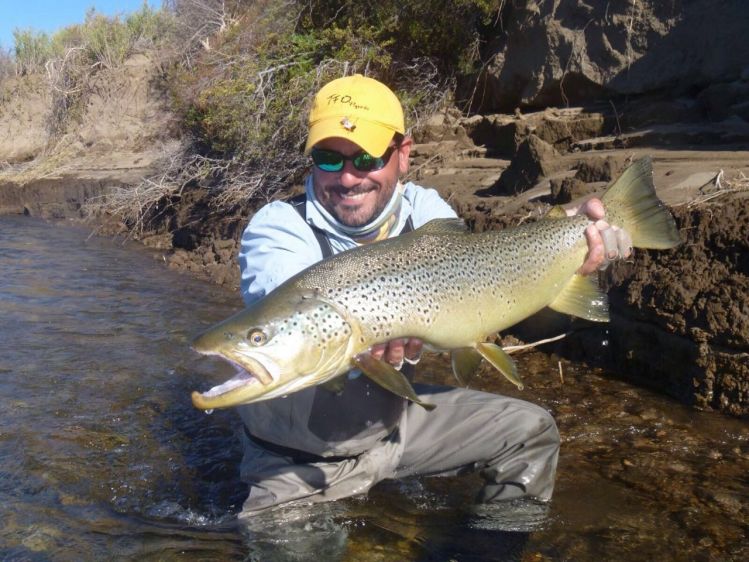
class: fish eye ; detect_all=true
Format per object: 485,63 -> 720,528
247,329 -> 267,346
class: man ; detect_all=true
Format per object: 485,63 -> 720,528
236,74 -> 630,519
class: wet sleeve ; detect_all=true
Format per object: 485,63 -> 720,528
238,202 -> 323,306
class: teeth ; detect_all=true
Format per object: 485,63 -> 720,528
340,191 -> 369,200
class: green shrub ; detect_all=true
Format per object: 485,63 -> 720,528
13,29 -> 59,75
80,5 -> 173,69
165,0 -> 491,209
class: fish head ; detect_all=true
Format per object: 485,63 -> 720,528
190,289 -> 356,410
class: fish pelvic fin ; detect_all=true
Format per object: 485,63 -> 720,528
321,374 -> 347,395
475,342 -> 524,390
548,273 -> 609,322
601,157 -> 681,249
451,347 -> 484,387
352,354 -> 436,410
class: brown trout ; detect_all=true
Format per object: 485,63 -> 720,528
190,157 -> 679,410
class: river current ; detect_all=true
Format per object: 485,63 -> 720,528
1,215 -> 746,561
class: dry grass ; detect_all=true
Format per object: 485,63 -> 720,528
684,170 -> 749,209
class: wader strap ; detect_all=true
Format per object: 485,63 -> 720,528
288,193 -> 414,259
288,193 -> 334,259
244,425 -> 356,464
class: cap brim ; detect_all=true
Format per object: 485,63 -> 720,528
304,117 -> 397,157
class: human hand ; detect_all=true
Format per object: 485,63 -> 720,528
370,338 -> 423,370
566,197 -> 633,275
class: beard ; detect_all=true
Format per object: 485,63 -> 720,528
316,180 -> 396,228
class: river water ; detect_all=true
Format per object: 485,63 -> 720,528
1,215 -> 746,561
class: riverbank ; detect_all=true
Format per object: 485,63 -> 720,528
3,96 -> 748,416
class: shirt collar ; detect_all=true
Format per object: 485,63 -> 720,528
303,175 -> 412,244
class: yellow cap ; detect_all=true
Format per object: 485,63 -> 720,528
304,74 -> 405,157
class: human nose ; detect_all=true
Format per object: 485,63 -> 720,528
337,161 -> 365,187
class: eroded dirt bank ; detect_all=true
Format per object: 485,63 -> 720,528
1,2 -> 748,416
2,102 -> 749,417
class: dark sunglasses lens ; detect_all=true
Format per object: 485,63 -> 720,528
311,149 -> 344,172
352,152 -> 382,171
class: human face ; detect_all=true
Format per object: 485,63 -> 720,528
311,136 -> 411,227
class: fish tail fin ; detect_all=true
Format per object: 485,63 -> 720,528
601,157 -> 680,249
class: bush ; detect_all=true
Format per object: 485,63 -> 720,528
13,29 -> 59,75
80,5 -> 173,69
165,0 -> 477,210
0,47 -> 14,80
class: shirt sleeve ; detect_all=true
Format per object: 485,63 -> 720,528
404,183 -> 459,227
238,201 -> 323,306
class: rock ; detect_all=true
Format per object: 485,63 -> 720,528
492,134 -> 562,194
472,0 -> 749,112
697,81 -> 749,121
549,176 -> 588,204
574,155 -> 626,183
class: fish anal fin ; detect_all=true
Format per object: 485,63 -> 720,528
451,347 -> 484,387
548,273 -> 609,322
352,354 -> 436,410
475,342 -> 524,390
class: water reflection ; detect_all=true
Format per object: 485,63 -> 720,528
0,215 -> 747,561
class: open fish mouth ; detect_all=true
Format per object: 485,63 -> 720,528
191,357 -> 275,410
199,364 -> 259,397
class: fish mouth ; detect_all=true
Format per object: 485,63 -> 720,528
191,355 -> 276,410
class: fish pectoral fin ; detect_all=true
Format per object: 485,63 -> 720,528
451,347 -> 484,387
475,342 -> 524,390
321,375 -> 347,395
352,354 -> 436,411
548,273 -> 609,322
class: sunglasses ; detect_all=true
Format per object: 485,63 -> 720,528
310,145 -> 397,173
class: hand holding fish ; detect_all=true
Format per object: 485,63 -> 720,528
370,337 -> 423,369
371,198 -> 629,369
567,197 -> 634,275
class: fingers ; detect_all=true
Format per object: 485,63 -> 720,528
579,221 -> 634,274
566,197 -> 605,220
601,224 -> 619,260
369,338 -> 423,369
616,228 -> 633,259
574,197 -> 634,274
579,223 -> 606,275
403,338 -> 423,365
385,338 -> 406,369
370,343 -> 386,360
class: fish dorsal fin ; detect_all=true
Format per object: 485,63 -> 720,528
545,205 -> 568,219
451,347 -> 484,387
415,218 -> 468,234
548,274 -> 609,322
352,354 -> 436,410
475,342 -> 524,390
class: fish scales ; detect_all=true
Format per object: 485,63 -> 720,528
292,215 -> 590,350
